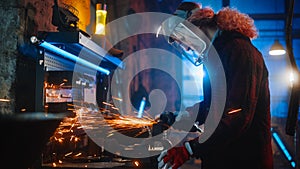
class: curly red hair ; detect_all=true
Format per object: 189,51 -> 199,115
188,7 -> 258,39
188,7 -> 215,20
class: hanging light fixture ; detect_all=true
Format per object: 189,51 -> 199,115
95,3 -> 107,35
269,39 -> 286,56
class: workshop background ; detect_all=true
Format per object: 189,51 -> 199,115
0,0 -> 299,169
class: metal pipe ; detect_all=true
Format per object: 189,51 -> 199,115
30,36 -> 110,75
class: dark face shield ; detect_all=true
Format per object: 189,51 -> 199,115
160,16 -> 208,66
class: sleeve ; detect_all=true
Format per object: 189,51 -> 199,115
189,39 -> 264,158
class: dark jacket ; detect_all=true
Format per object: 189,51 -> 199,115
189,31 -> 273,169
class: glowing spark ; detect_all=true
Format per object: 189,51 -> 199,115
106,117 -> 154,127
0,99 -> 10,102
52,163 -> 57,167
112,96 -> 123,101
65,152 -> 73,157
75,153 -> 82,157
111,107 -> 119,110
70,136 -> 74,141
46,107 -> 156,164
107,133 -> 114,137
134,161 -> 140,167
58,138 -> 64,143
102,102 -> 113,107
228,108 -> 242,114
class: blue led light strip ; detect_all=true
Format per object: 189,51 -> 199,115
137,97 -> 146,118
272,132 -> 296,168
39,41 -> 110,75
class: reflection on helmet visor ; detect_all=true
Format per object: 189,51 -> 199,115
170,40 -> 204,66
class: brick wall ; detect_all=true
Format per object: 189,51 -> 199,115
0,0 -> 56,114
0,0 -> 92,114
0,0 -> 23,114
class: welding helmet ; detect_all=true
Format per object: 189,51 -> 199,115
160,15 -> 207,66
157,1 -> 207,66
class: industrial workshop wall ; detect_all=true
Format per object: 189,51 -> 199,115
0,0 -> 91,114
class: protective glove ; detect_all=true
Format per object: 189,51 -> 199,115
157,142 -> 193,169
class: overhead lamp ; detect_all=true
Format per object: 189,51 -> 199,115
269,39 -> 286,56
95,3 -> 107,35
